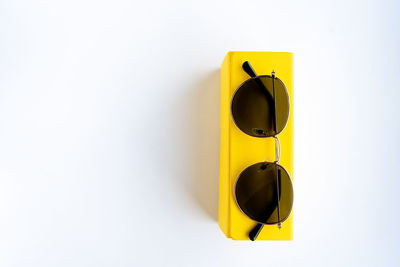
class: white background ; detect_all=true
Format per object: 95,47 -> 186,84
1,0 -> 399,266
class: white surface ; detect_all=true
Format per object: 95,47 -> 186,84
1,0 -> 399,266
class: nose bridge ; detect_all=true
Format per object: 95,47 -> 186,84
274,136 -> 281,163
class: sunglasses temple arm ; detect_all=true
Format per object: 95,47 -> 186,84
248,166 -> 283,241
249,223 -> 263,241
242,61 -> 275,111
276,167 -> 282,229
272,71 -> 277,134
242,61 -> 257,77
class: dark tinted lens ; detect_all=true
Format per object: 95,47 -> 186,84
235,162 -> 293,224
231,76 -> 289,137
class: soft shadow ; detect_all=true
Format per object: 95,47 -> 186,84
184,69 -> 220,221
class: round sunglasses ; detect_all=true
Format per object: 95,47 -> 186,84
231,61 -> 293,241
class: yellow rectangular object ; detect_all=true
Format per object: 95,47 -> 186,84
218,51 -> 294,240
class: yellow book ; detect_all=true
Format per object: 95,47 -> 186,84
218,51 -> 294,240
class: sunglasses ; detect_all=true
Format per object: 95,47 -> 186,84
231,61 -> 294,241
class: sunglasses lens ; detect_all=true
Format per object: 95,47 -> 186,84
235,163 -> 293,224
231,76 -> 289,137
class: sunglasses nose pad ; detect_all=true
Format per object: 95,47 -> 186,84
252,128 -> 267,136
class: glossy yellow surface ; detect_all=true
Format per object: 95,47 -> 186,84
218,52 -> 294,240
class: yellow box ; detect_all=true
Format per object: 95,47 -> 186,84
218,51 -> 294,240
